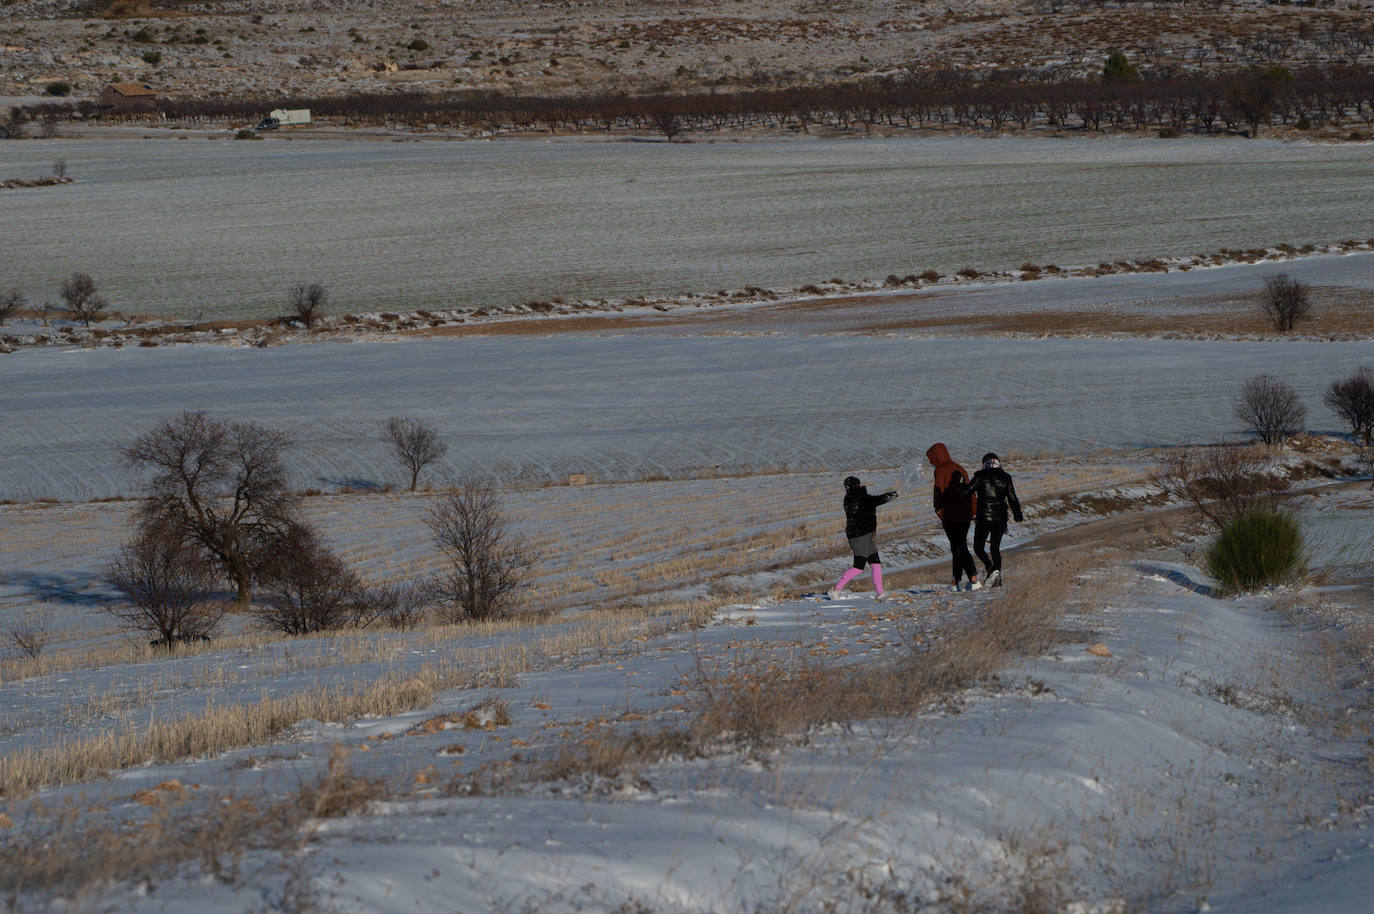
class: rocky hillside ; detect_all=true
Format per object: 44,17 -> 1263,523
3,0 -> 1372,102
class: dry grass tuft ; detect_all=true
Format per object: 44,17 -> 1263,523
0,674 -> 436,799
540,551 -> 1096,782
302,745 -> 385,819
0,786 -> 305,904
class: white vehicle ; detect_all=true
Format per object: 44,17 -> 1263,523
255,108 -> 311,130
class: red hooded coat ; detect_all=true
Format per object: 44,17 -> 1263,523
926,443 -> 975,524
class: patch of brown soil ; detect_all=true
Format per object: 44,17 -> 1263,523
863,296 -> 1374,338
412,314 -> 669,337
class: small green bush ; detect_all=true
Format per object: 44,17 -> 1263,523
1203,506 -> 1305,595
44,81 -> 71,96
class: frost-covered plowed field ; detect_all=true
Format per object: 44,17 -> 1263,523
0,334 -> 1367,500
5,136 -> 1372,319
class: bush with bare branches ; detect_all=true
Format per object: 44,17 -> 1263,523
1259,274 -> 1311,332
427,481 -> 530,622
105,521 -> 222,647
124,410 -> 300,610
7,623 -> 50,660
254,525 -> 364,634
1235,373 -> 1306,446
1324,366 -> 1374,446
384,416 -> 448,491
59,272 -> 108,327
0,289 -> 23,325
356,581 -> 430,630
1151,444 -> 1290,529
288,282 -> 327,328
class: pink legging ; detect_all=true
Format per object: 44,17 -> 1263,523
834,563 -> 883,594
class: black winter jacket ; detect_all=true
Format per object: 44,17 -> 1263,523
844,487 -> 897,538
964,468 -> 1023,525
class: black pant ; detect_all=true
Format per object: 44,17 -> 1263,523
942,520 -> 977,582
974,518 -> 1006,574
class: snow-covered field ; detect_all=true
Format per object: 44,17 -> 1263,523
1,331 -> 1368,502
3,135 -> 1372,320
1,474 -> 1370,913
2,137 -> 1373,913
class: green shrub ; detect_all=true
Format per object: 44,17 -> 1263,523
1203,506 -> 1305,595
44,81 -> 71,96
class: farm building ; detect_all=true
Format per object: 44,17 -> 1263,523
100,82 -> 158,112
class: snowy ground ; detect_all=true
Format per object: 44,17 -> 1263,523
2,150 -> 1373,910
1,475 -> 1370,913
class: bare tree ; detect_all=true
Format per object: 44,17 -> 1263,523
124,411 -> 300,610
1151,444 -> 1289,529
60,272 -> 108,327
1259,274 -> 1311,332
427,481 -> 530,622
0,289 -> 24,325
1235,373 -> 1306,446
288,282 -> 328,329
1324,366 -> 1374,446
384,416 -> 448,491
653,110 -> 682,140
106,520 -> 222,647
254,525 -> 363,634
52,158 -> 67,179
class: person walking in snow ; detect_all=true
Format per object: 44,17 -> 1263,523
926,443 -> 980,592
963,453 -> 1023,588
830,475 -> 899,601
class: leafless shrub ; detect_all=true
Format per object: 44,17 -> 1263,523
383,416 -> 448,490
59,272 -> 108,327
1151,444 -> 1290,529
1324,366 -> 1374,446
105,520 -> 222,647
254,524 -> 364,634
1235,373 -> 1306,446
0,289 -> 24,325
1260,273 -> 1311,332
427,481 -> 531,622
8,623 -> 50,660
356,581 -> 430,630
124,410 -> 299,610
288,282 -> 327,328
51,158 -> 67,179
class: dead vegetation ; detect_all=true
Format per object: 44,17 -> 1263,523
537,549 -> 1099,785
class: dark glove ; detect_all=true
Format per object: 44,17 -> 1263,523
1013,513 -> 1024,523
